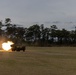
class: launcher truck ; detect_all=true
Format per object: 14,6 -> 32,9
11,45 -> 26,52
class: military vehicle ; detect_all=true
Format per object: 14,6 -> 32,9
11,45 -> 26,52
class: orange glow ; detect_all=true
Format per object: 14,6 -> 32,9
2,41 -> 14,51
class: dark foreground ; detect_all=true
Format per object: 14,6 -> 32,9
0,47 -> 76,75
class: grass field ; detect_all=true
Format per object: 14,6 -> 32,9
0,47 -> 76,75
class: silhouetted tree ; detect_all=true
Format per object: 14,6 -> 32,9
50,25 -> 58,43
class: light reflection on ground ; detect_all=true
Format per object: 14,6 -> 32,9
0,49 -> 12,52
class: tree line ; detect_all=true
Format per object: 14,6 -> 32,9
0,18 -> 76,46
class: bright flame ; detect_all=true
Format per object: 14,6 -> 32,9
2,41 -> 14,51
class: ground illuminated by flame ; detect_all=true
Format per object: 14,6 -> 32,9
2,41 -> 14,51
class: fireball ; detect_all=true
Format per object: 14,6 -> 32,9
2,41 -> 14,51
